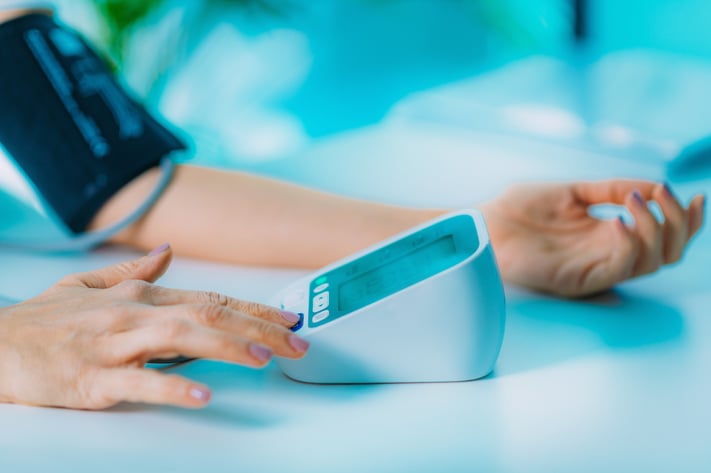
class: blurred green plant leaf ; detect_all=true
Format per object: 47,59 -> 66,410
90,0 -> 567,65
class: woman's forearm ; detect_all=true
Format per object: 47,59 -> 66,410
0,10 -> 27,22
0,8 -> 51,23
91,165 -> 444,268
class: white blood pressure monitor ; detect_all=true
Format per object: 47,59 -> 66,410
275,210 -> 506,384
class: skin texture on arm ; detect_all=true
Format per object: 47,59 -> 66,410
92,165 -> 706,298
92,165 -> 443,268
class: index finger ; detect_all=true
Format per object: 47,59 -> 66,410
573,180 -> 659,205
146,286 -> 301,329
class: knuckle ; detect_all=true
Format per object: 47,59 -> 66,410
244,318 -> 279,342
200,291 -> 231,307
56,273 -> 80,287
195,304 -> 230,326
115,280 -> 151,301
242,301 -> 269,319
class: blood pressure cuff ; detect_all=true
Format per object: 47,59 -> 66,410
0,13 -> 186,242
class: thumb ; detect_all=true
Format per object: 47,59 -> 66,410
61,243 -> 173,289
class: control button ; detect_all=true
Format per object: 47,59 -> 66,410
282,289 -> 306,307
312,310 -> 330,324
290,313 -> 304,332
312,292 -> 330,312
313,283 -> 330,294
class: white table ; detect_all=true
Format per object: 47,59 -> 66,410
1,114 -> 710,472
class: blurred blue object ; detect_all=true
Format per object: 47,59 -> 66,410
668,136 -> 711,180
49,0 -> 711,173
95,0 -> 570,164
390,51 -> 711,180
590,0 -> 711,58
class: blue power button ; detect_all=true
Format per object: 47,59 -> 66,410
290,313 -> 304,332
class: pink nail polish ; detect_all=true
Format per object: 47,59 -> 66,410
148,242 -> 171,256
280,311 -> 301,323
189,387 -> 211,402
632,190 -> 645,205
249,343 -> 273,362
288,334 -> 310,353
289,313 -> 304,332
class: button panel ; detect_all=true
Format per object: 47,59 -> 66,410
312,292 -> 330,313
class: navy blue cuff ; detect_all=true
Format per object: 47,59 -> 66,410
0,14 -> 186,233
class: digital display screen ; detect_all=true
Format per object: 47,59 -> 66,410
338,236 -> 457,312
307,214 -> 478,328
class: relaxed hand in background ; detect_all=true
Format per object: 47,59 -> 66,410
481,180 -> 705,297
0,245 -> 308,410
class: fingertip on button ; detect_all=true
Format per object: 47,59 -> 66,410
290,312 -> 304,332
280,310 -> 301,324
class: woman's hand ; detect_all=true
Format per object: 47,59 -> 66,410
0,244 -> 309,410
481,180 -> 705,297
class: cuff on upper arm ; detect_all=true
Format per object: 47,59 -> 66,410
0,13 -> 187,238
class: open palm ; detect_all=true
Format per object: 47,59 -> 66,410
481,180 -> 706,297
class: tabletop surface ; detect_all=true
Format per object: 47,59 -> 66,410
1,76 -> 711,473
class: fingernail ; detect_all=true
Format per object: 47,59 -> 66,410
632,190 -> 645,206
662,182 -> 674,197
288,334 -> 310,353
249,343 -> 273,362
280,310 -> 301,324
617,215 -> 626,227
189,386 -> 211,403
290,313 -> 304,332
148,243 -> 171,256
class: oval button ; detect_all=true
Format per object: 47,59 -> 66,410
312,310 -> 330,324
313,283 -> 330,293
312,292 -> 330,312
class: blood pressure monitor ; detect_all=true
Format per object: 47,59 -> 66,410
274,209 -> 506,384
